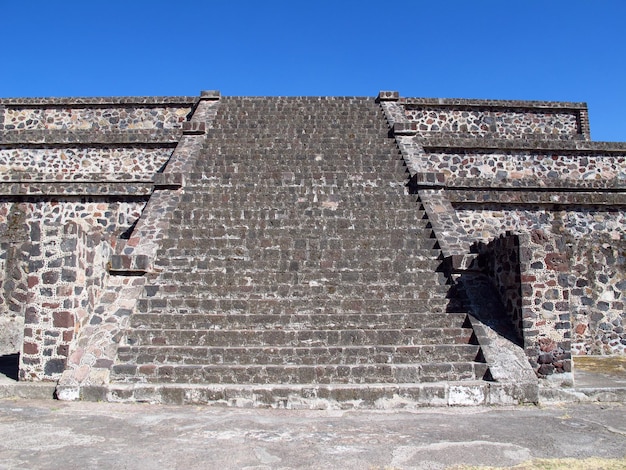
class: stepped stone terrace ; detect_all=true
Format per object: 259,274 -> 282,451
0,91 -> 624,408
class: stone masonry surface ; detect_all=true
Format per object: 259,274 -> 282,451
404,106 -> 580,139
0,98 -> 194,131
0,91 -> 624,408
0,96 -> 197,382
0,147 -> 173,177
379,92 -> 625,380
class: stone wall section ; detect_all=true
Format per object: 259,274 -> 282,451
474,231 -> 573,376
0,95 -> 205,382
56,91 -> 221,398
0,202 -> 30,356
570,232 -> 625,356
380,91 -> 626,381
0,147 -> 173,178
404,106 -> 580,139
400,97 -> 589,140
418,150 -> 626,182
0,97 -> 194,131
18,200 -> 144,380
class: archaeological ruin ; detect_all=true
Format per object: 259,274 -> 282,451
0,91 -> 623,407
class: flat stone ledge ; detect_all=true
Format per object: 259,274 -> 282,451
448,189 -> 626,205
0,96 -> 196,106
152,172 -> 184,188
392,122 -> 418,136
79,381 -> 538,408
443,177 -> 626,191
400,97 -> 588,110
109,254 -> 151,275
200,90 -> 221,100
539,386 -> 626,404
182,121 -> 206,135
0,381 -> 57,400
376,91 -> 399,102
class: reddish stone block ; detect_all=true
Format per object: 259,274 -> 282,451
530,230 -> 550,245
538,337 -> 557,352
53,311 -> 74,328
544,253 -> 569,272
22,342 -> 39,355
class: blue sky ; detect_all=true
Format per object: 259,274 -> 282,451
2,1 -> 625,141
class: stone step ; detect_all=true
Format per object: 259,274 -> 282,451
129,311 -> 470,331
147,279 -> 448,297
155,252 -> 439,270
137,285 -> 453,304
155,241 -> 440,254
153,261 -> 444,279
162,228 -> 434,243
122,327 -> 475,348
161,227 -> 435,241
135,298 -> 458,315
111,362 -> 489,385
184,181 -> 411,192
116,344 -> 481,366
152,268 -> 446,285
167,215 -> 431,231
155,245 -> 440,259
175,196 -> 419,209
96,381 -> 534,407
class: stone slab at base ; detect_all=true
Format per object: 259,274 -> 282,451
539,386 -> 626,404
71,382 -> 538,409
0,382 -> 57,400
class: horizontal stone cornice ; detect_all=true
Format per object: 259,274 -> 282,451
0,96 -> 196,107
400,97 -> 587,111
420,137 -> 626,153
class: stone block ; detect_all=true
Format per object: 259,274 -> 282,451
182,121 -> 206,135
377,91 -> 399,101
153,172 -> 184,188
200,90 -> 221,100
392,122 -> 418,135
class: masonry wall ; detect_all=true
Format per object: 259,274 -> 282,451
0,96 -> 195,380
382,92 -> 626,376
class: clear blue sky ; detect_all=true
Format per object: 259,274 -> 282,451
2,1 -> 625,141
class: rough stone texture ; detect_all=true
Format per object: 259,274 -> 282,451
0,90 -> 624,406
56,94 -> 219,394
405,107 -> 580,139
400,97 -> 589,140
0,100 -> 193,131
416,150 -> 626,182
0,147 -> 173,177
17,200 -> 144,380
0,96 -> 201,381
382,92 -> 625,382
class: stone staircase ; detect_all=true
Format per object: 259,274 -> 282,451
108,97 -> 494,407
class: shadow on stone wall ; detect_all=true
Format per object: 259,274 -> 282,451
0,353 -> 19,381
453,271 -> 524,348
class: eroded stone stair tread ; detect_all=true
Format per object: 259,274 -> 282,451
112,362 -> 489,384
116,344 -> 481,365
129,312 -> 469,329
113,96 -> 488,389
